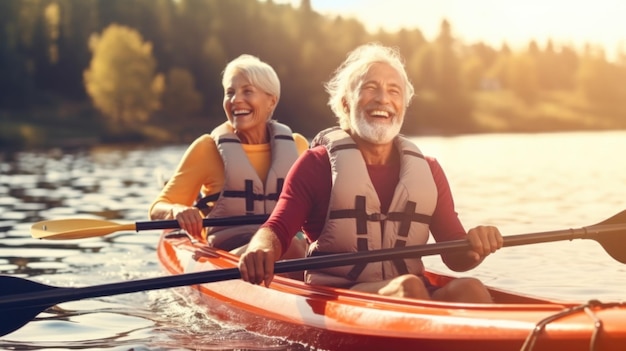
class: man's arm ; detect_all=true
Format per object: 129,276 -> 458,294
239,147 -> 330,285
426,157 -> 476,271
239,227 -> 283,287
427,157 -> 503,271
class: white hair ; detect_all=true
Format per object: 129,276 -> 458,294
324,43 -> 414,130
222,54 -> 281,107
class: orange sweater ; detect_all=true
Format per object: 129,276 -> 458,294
150,133 -> 309,213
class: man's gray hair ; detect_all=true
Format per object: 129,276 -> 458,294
324,43 -> 414,130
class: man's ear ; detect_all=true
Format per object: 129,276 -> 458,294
342,98 -> 349,113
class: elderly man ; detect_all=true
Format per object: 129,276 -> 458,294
238,43 -> 503,303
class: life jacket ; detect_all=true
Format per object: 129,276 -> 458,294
200,120 -> 299,250
306,127 -> 437,287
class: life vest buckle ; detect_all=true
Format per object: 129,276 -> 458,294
368,213 -> 387,221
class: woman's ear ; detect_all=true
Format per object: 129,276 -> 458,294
269,95 -> 278,111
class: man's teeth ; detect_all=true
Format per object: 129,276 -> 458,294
371,110 -> 390,117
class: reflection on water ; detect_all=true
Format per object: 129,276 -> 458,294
0,145 -> 309,351
1,132 -> 625,350
418,131 -> 626,301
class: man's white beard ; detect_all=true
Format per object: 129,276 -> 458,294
351,111 -> 402,144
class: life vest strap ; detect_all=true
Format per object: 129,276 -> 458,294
221,178 -> 285,212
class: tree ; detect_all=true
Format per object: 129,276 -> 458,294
507,52 -> 539,104
576,46 -> 623,104
162,67 -> 202,118
83,24 -> 164,129
429,19 -> 475,132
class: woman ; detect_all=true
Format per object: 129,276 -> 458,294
150,54 -> 309,260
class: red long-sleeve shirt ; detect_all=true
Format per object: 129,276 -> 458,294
263,145 -> 468,255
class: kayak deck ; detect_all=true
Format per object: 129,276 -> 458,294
157,232 -> 626,351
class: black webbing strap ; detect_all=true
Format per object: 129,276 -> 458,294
329,196 -> 368,233
214,135 -> 286,212
392,240 -> 410,275
274,134 -> 294,141
328,198 -> 432,281
347,237 -> 369,280
195,193 -> 220,210
222,178 -> 285,213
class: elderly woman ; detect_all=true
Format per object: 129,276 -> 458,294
150,54 -> 309,259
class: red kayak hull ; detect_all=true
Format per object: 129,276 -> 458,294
157,232 -> 626,351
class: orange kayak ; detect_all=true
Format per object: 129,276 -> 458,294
157,231 -> 626,351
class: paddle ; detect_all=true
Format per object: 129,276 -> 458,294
30,214 -> 269,240
2,210 -> 626,337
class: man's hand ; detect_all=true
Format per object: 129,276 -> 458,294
465,225 -> 503,262
239,247 -> 276,287
238,228 -> 282,287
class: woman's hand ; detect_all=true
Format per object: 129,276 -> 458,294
171,205 -> 204,238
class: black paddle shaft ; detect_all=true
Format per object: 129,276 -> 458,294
135,214 -> 269,231
3,219 -> 626,311
1,210 -> 625,337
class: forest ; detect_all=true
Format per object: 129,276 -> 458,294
1,0 -> 625,150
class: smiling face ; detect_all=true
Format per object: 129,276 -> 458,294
348,62 -> 405,144
223,70 -> 277,141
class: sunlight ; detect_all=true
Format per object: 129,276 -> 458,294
272,0 -> 625,59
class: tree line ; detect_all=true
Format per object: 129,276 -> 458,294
1,0 -> 625,150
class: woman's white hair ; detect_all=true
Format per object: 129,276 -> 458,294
324,43 -> 415,130
222,54 -> 280,118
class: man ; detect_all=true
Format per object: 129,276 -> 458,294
238,43 -> 503,303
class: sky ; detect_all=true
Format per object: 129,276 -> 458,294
272,0 -> 625,59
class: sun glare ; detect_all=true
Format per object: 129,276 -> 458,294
272,0 -> 625,59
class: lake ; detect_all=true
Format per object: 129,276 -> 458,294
1,131 -> 625,350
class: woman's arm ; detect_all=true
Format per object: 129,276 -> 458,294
149,135 -> 224,238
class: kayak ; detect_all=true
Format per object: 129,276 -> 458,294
157,231 -> 626,351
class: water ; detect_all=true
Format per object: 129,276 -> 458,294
1,131 -> 625,350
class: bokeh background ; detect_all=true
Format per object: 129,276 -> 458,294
2,0 -> 625,152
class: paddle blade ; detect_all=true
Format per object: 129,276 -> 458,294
596,232 -> 626,264
0,276 -> 58,336
31,219 -> 134,240
592,210 -> 626,226
587,210 -> 626,264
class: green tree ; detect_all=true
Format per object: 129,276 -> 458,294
200,34 -> 227,116
485,44 -> 513,89
432,19 -> 463,98
162,67 -> 202,118
576,46 -> 623,104
0,0 -> 33,107
83,23 -> 164,129
426,19 -> 475,133
460,54 -> 486,91
507,51 -> 539,104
